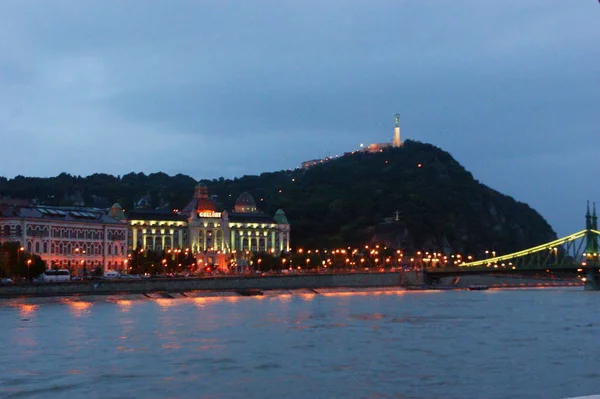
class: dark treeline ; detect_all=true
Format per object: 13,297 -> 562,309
0,140 -> 556,254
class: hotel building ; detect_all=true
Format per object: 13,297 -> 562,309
125,184 -> 291,270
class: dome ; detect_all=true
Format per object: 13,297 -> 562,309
234,192 -> 258,213
109,203 -> 125,220
274,209 -> 289,225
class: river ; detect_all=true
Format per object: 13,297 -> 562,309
1,288 -> 599,399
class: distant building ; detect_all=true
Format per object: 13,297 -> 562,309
0,204 -> 129,274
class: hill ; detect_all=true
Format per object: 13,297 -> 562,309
0,140 -> 556,254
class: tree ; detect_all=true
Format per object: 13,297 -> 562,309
0,241 -> 46,280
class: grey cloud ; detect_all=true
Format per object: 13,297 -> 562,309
0,0 -> 599,237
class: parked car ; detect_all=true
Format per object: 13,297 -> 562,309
0,278 -> 13,284
103,270 -> 121,279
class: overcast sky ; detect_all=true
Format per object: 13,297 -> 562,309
0,1 -> 598,236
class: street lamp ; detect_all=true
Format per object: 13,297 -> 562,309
17,246 -> 25,265
26,259 -> 32,282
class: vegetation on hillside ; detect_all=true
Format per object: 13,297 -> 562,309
0,140 -> 556,255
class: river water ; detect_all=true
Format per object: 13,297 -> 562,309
1,288 -> 599,399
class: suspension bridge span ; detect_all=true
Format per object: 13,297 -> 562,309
425,203 -> 600,290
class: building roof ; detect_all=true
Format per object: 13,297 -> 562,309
126,210 -> 187,222
228,212 -> 276,224
181,183 -> 217,214
0,205 -> 125,225
234,192 -> 258,213
274,209 -> 289,225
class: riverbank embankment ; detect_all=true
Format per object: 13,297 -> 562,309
0,272 -> 582,299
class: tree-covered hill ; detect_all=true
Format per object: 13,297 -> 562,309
0,140 -> 556,254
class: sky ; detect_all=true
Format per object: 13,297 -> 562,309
0,1 -> 599,237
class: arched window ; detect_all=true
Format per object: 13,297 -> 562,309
114,244 -> 118,255
51,243 -> 55,254
43,242 -> 47,253
27,242 -> 32,252
34,242 -> 40,253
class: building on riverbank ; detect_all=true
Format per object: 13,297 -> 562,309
0,204 -> 129,273
124,184 -> 291,271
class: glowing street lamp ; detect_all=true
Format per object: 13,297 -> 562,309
26,259 -> 32,281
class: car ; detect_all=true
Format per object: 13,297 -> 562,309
0,278 -> 13,284
102,270 -> 121,279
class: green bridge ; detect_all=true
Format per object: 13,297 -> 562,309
426,202 -> 600,290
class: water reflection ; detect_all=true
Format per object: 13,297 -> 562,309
154,298 -> 174,310
192,296 -> 223,308
66,300 -> 92,316
18,304 -> 38,319
299,293 -> 316,301
116,299 -> 133,312
1,289 -> 599,399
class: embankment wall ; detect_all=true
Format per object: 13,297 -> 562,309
0,272 -> 404,298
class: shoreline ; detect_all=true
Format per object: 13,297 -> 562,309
0,278 -> 583,301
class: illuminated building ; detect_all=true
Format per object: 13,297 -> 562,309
0,203 -> 129,273
228,192 -> 290,253
124,183 -> 291,271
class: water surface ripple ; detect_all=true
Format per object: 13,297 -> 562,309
1,289 -> 599,399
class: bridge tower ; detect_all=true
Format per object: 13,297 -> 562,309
585,201 -> 599,254
584,201 -> 600,290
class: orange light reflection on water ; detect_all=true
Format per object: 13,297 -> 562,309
298,293 -> 316,301
153,298 -> 186,310
18,304 -> 38,318
225,295 -> 240,303
192,296 -> 224,308
117,299 -> 133,312
67,300 -> 92,316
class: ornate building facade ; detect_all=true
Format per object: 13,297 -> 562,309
0,204 -> 129,273
125,184 -> 291,270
